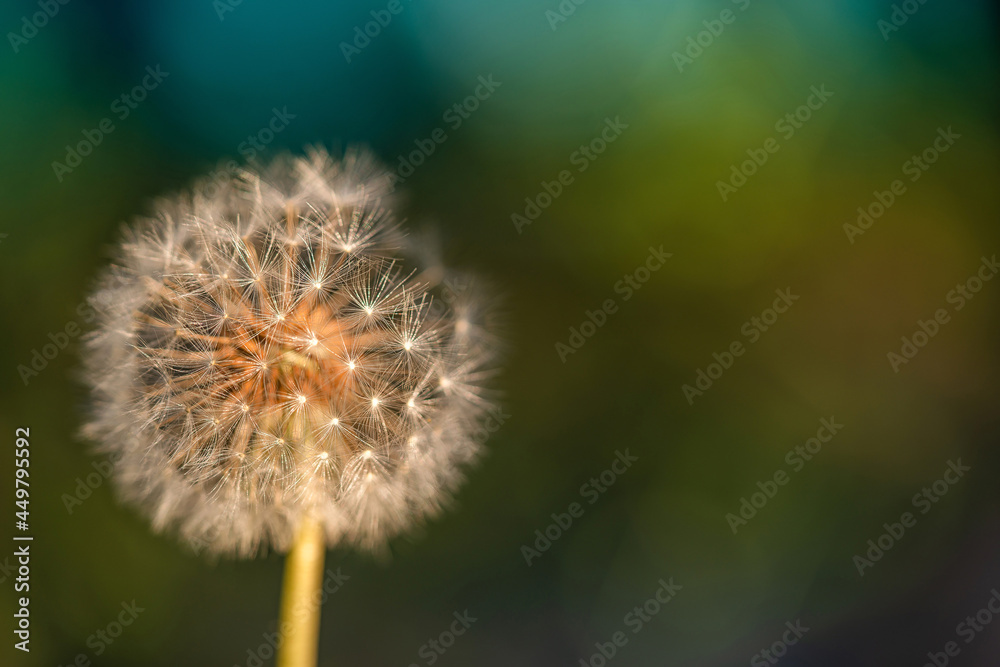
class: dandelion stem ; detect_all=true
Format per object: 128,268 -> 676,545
277,515 -> 325,667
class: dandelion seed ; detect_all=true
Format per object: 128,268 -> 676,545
81,148 -> 497,557
81,149 -> 499,667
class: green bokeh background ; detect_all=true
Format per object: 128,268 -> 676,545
2,1 -> 999,665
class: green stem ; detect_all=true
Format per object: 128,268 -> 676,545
277,515 -> 325,667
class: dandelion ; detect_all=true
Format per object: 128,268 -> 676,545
81,148 -> 497,667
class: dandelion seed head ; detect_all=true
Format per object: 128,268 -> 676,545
81,148 -> 498,557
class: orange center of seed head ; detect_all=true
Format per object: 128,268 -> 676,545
132,207 -> 416,497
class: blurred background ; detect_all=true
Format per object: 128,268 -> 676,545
1,0 -> 999,665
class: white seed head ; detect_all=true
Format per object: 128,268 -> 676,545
81,148 -> 497,557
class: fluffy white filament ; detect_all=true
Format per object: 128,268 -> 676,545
82,148 -> 496,557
